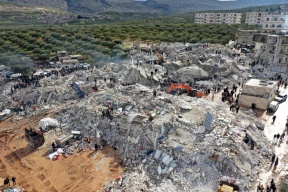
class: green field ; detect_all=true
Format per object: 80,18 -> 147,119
0,23 -> 258,68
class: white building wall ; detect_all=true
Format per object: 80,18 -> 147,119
194,13 -> 242,24
245,12 -> 268,25
262,13 -> 287,31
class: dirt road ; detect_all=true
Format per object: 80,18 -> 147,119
0,112 -> 123,192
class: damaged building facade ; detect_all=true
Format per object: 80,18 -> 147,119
253,33 -> 288,74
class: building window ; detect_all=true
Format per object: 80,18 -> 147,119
266,18 -> 269,21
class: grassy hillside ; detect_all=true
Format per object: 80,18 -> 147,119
0,3 -> 71,25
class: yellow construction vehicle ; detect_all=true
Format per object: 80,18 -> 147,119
155,50 -> 164,65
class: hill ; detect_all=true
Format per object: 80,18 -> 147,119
0,0 -> 287,15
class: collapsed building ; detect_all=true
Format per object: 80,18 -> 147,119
0,43 -> 273,192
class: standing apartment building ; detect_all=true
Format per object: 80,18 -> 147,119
245,12 -> 268,25
262,12 -> 288,32
194,13 -> 242,24
253,33 -> 288,73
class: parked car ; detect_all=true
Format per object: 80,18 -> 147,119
267,101 -> 279,113
80,63 -> 91,70
274,93 -> 287,102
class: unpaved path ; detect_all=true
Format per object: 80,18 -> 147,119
0,110 -> 123,191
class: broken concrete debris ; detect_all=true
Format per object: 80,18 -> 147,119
0,43 -> 274,192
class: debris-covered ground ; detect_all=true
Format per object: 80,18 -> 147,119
0,43 -> 285,191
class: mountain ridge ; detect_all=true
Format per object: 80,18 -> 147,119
0,0 -> 287,15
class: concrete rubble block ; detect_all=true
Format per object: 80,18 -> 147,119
154,150 -> 162,160
197,126 -> 205,134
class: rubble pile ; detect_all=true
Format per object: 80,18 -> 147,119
0,42 -> 269,191
50,84 -> 272,191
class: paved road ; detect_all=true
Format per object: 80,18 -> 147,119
257,85 -> 288,190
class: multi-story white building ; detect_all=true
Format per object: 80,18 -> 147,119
253,33 -> 288,73
262,12 -> 288,32
194,13 -> 242,24
245,12 -> 268,25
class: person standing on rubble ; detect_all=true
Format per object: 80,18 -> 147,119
11,176 -> 16,186
272,116 -> 276,124
153,89 -> 157,97
270,179 -> 276,192
271,154 -> 276,165
52,142 -> 56,152
280,133 -> 285,143
273,134 -> 277,142
235,106 -> 240,113
257,183 -> 264,192
276,133 -> 280,141
274,157 -> 279,169
108,103 -> 113,114
95,143 -> 98,151
266,185 -> 271,192
250,140 -> 255,150
4,176 -> 10,187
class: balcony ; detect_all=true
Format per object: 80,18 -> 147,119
279,51 -> 288,55
279,61 -> 288,65
281,41 -> 288,45
267,38 -> 278,45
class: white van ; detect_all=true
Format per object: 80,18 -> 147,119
267,101 -> 279,113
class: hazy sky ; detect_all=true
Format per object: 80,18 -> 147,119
219,0 -> 287,2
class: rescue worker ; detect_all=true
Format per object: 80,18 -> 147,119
153,89 -> 157,97
52,142 -> 56,152
271,154 -> 275,165
12,176 -> 16,186
272,116 -> 276,124
274,157 -> 279,169
236,106 -> 240,113
4,176 -> 10,186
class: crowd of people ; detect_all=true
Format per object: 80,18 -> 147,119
257,179 -> 277,192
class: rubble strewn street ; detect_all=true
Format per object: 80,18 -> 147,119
0,42 -> 286,191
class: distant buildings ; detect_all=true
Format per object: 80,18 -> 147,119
56,51 -> 83,65
245,12 -> 268,25
194,11 -> 288,31
244,12 -> 288,32
194,13 -> 242,24
262,12 -> 288,32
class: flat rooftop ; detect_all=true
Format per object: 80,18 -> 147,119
245,79 -> 277,89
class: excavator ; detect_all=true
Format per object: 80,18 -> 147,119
167,83 -> 204,98
150,45 -> 164,65
167,83 -> 191,94
25,128 -> 45,149
155,50 -> 164,65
